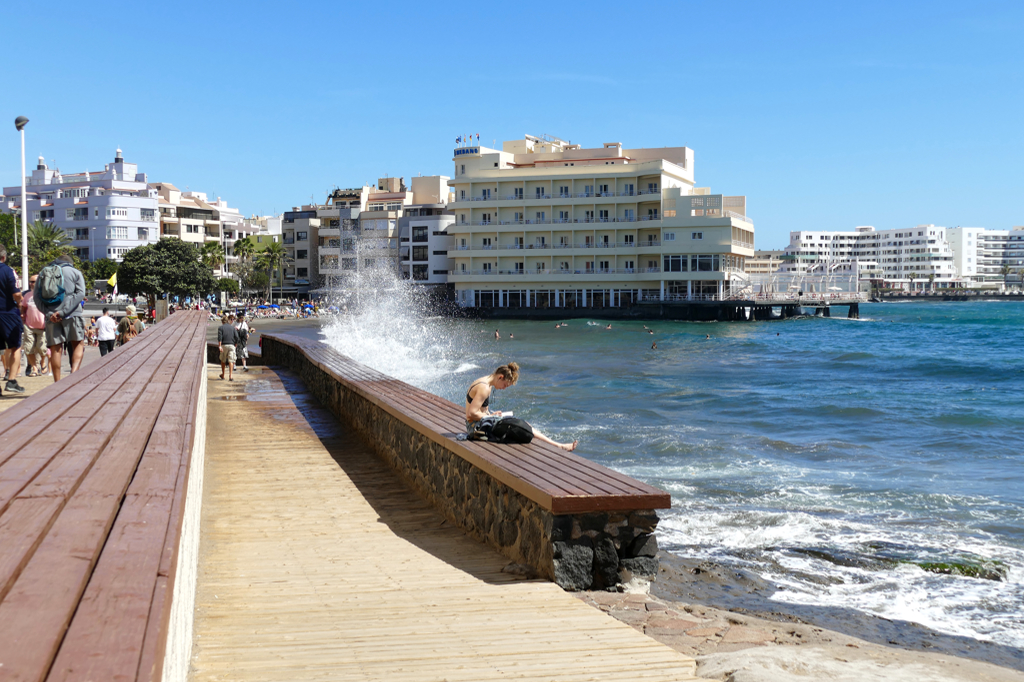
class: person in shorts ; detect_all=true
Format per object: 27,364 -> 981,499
19,273 -> 48,377
217,313 -> 238,381
33,254 -> 87,382
0,245 -> 25,394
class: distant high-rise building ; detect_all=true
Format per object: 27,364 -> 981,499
947,227 -> 1024,288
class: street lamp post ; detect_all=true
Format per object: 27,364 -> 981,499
14,116 -> 29,289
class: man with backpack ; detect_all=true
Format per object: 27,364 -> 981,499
116,304 -> 145,346
33,254 -> 87,382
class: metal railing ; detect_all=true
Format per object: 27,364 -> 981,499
450,267 -> 662,276
454,189 -> 662,202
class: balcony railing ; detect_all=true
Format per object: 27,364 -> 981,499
454,240 -> 661,251
457,189 -> 659,202
458,216 -> 660,227
450,267 -> 662,276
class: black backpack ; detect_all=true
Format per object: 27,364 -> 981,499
489,417 -> 534,445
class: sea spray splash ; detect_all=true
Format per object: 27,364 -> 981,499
318,266 -> 469,396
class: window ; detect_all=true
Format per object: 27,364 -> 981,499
460,263 -> 466,272
342,258 -> 356,270
413,264 -> 428,280
559,186 -> 569,197
297,267 -> 308,277
342,238 -> 355,252
297,249 -> 308,259
560,261 -> 569,271
76,247 -> 89,259
138,228 -> 149,241
535,211 -> 545,222
297,231 -> 308,241
535,187 -> 544,198
481,238 -> 492,248
585,210 -> 594,221
584,185 -> 594,196
460,164 -> 465,175
481,213 -> 492,224
623,184 -> 634,196
598,210 -> 609,220
433,250 -> 447,255
75,228 -> 89,240
647,182 -> 659,193
647,208 -> 659,220
105,207 -> 128,219
624,260 -> 634,271
624,209 -> 635,221
623,234 -> 634,245
481,189 -> 491,199
599,261 -> 610,272
412,226 -> 428,242
691,232 -> 703,240
364,258 -> 376,268
559,211 -> 570,222
66,207 -> 88,221
460,190 -> 466,200
106,226 -> 129,240
412,246 -> 428,261
514,212 -> 523,222
514,262 -> 524,273
536,262 -> 545,271
513,187 -> 523,199
665,232 -> 675,241
482,262 -> 492,273
663,255 -> 687,272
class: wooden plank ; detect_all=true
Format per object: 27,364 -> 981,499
0,321 -> 193,604
0,314 -> 205,682
47,320 -> 206,682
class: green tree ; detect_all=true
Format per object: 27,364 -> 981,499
216,277 -> 240,296
1000,264 -> 1011,290
27,220 -> 74,274
928,273 -> 935,293
233,236 -> 255,262
86,258 -> 119,284
257,240 -> 291,302
0,214 -> 16,254
119,238 -> 217,308
201,241 -> 226,272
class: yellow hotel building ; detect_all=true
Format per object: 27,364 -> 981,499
446,135 -> 754,311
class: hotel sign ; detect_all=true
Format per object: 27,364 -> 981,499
454,147 -> 479,156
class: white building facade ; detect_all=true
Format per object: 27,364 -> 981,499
947,227 -> 1024,288
2,150 -> 159,263
780,225 -> 957,290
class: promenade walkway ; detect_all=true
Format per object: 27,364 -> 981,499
193,365 -> 708,681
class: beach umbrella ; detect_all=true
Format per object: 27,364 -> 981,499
257,305 -> 269,309
270,304 -> 280,308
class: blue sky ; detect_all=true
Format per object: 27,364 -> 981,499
2,0 -> 1021,247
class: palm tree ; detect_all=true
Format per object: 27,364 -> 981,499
233,236 -> 255,262
201,241 -> 226,274
27,220 -> 74,273
928,273 -> 935,293
1000,264 -> 1011,291
257,241 -> 292,302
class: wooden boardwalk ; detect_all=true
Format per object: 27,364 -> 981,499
192,366 -> 708,681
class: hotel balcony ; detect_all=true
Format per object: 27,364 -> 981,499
451,241 -> 662,255
451,189 -> 664,205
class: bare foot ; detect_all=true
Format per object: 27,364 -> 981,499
558,440 -> 578,452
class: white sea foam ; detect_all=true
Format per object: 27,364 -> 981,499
318,268 -> 462,391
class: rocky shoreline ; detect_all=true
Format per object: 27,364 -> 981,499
575,552 -> 1024,681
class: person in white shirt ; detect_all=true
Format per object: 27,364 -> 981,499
96,308 -> 118,357
234,314 -> 253,372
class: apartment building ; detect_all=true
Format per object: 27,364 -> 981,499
153,183 -> 255,279
317,176 -> 453,290
947,227 -> 1024,288
397,176 -> 454,287
2,150 -> 159,262
780,225 -> 957,289
446,135 -> 754,309
744,250 -> 785,275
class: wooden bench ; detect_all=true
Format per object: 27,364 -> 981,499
261,333 -> 671,590
0,311 -> 209,682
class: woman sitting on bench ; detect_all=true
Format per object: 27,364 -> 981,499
465,361 -> 578,451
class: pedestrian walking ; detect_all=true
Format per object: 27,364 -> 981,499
34,254 -> 87,382
234,313 -> 253,372
218,313 -> 238,381
116,304 -> 145,346
0,245 -> 25,394
96,307 -> 117,356
19,274 -> 47,377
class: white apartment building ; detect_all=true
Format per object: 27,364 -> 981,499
947,227 -> 1024,288
2,150 -> 160,263
317,176 -> 453,291
398,203 -> 455,286
780,225 -> 957,290
744,250 -> 785,276
446,135 -> 754,309
153,183 -> 255,279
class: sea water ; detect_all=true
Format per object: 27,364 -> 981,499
322,299 -> 1024,649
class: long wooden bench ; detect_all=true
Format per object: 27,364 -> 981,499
0,311 -> 209,682
261,333 -> 671,590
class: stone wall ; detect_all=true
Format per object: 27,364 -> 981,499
261,335 -> 663,591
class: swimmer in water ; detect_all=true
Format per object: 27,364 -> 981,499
605,324 -> 612,330
495,329 -> 500,340
705,334 -> 710,339
651,341 -> 657,349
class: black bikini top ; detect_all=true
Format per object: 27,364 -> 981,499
466,381 -> 490,408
